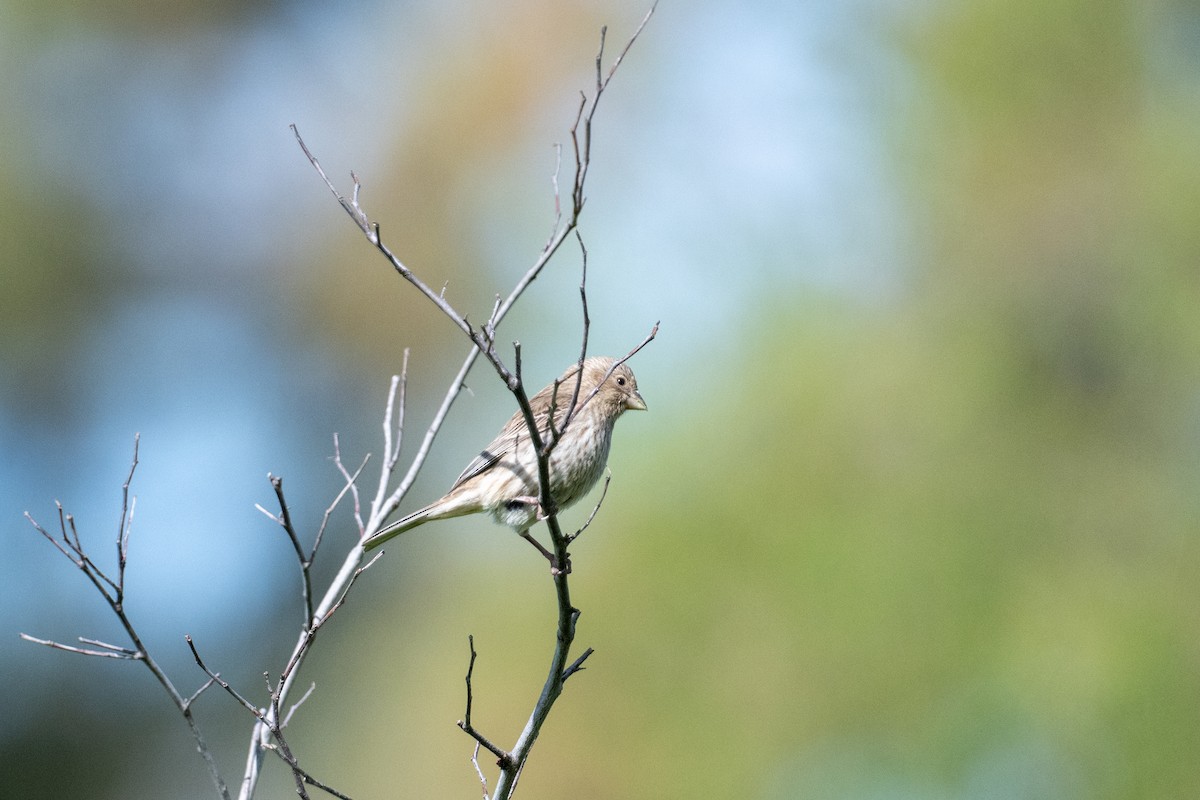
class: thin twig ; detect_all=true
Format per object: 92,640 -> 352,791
371,346 -> 481,532
116,432 -> 139,591
548,232 -> 592,452
282,682 -> 317,728
266,473 -> 314,628
79,636 -> 142,656
19,634 -> 139,660
316,446 -> 370,553
564,320 -> 659,432
266,672 -> 312,800
371,351 -> 409,521
470,743 -> 490,800
561,647 -> 595,683
330,434 -> 369,541
567,472 -> 611,544
290,126 -> 372,239
457,636 -> 514,769
184,676 -> 219,709
186,636 -> 265,718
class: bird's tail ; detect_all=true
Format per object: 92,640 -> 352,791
361,507 -> 429,551
361,494 -> 477,551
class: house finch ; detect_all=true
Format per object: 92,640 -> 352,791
362,356 -> 646,552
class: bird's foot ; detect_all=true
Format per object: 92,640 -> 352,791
510,495 -> 559,523
519,530 -> 571,575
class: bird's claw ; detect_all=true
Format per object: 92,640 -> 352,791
519,529 -> 571,575
512,496 -> 559,523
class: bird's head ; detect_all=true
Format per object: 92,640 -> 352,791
578,356 -> 646,416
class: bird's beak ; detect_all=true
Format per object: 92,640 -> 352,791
625,391 -> 647,411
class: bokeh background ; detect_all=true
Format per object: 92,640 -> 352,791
4,0 -> 1200,797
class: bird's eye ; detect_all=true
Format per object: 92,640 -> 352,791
616,377 -> 626,386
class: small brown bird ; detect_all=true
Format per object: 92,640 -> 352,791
362,356 -> 646,552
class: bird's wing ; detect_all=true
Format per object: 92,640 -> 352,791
449,385 -> 574,491
450,423 -> 533,490
450,444 -> 508,489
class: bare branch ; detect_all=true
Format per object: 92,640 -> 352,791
312,550 -> 382,631
602,0 -> 659,93
367,367 -> 404,530
23,436 -> 233,800
189,635 -> 354,799
254,504 -> 285,526
277,758 -> 354,800
493,10 -> 658,795
550,142 -> 564,229
293,127 -> 479,345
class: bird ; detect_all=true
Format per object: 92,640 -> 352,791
362,356 -> 646,553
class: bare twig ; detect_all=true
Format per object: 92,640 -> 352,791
567,471 -> 611,544
470,743 -> 490,800
111,431 -> 139,595
185,676 -> 219,708
546,231 -> 592,453
234,546 -> 381,799
292,127 -> 478,346
457,636 -> 513,768
317,443 -> 370,550
561,647 -> 595,683
564,320 -> 659,433
187,636 -> 265,719
282,682 -> 317,728
266,673 -> 313,800
266,474 -> 313,627
291,129 -> 372,239
370,347 -> 482,533
19,634 -> 139,660
330,435 -> 369,542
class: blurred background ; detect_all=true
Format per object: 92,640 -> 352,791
4,0 -> 1200,797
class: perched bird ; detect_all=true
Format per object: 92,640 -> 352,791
362,356 -> 646,552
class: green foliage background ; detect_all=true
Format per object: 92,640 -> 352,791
4,1 -> 1200,798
